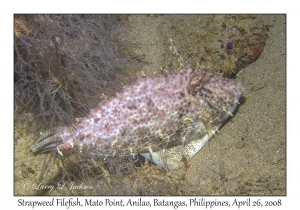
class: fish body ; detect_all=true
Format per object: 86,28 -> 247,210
30,67 -> 242,169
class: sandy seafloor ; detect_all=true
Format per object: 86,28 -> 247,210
14,14 -> 286,195
184,15 -> 286,195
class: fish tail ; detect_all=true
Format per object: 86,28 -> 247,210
30,127 -> 64,155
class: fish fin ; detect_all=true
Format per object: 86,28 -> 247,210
30,127 -> 64,154
73,92 -> 108,118
140,131 -> 213,169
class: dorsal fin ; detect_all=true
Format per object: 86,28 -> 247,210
73,92 -> 108,118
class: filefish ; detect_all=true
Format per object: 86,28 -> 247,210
30,67 -> 242,169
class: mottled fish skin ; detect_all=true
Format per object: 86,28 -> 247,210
30,67 -> 242,168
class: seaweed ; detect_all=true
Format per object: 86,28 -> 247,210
14,14 -> 143,133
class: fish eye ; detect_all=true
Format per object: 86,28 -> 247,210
188,72 -> 205,94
